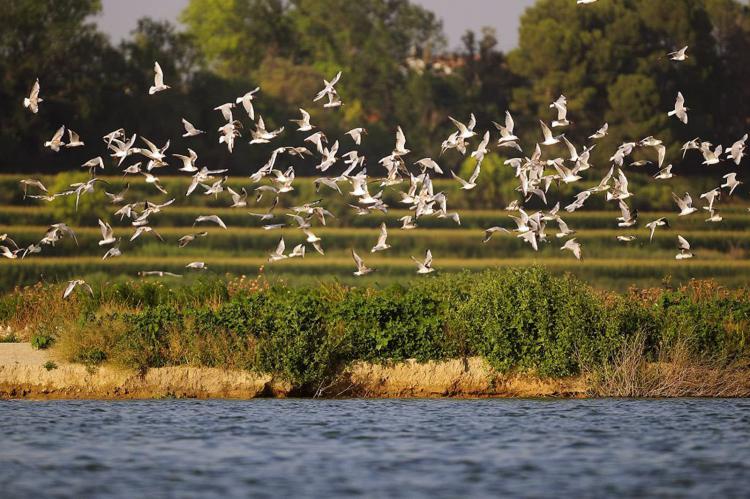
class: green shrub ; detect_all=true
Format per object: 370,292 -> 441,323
43,361 -> 58,371
31,333 -> 55,350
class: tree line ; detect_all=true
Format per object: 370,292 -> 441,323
0,0 -> 747,175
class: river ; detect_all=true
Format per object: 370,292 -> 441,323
1,399 -> 749,498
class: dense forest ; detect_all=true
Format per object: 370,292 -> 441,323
0,0 -> 748,175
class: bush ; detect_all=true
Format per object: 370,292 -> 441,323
31,333 -> 55,350
10,268 -> 747,389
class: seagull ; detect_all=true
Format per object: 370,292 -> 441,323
63,280 -> 93,299
182,118 -> 205,137
493,111 -> 519,144
561,238 -> 582,260
449,115 -> 477,139
250,115 -> 284,144
617,235 -> 637,242
130,226 -> 164,242
236,87 -> 260,120
268,237 -> 288,262
589,123 -> 608,140
44,126 -> 65,152
653,164 -> 673,180
668,92 -> 688,124
227,186 -> 248,207
700,188 -> 721,211
98,219 -> 116,246
371,223 -> 391,252
289,244 -> 306,259
412,249 -> 435,274
672,192 -> 698,216
81,156 -> 105,175
483,226 -> 510,243
24,78 -> 43,113
346,128 -> 366,145
173,149 -> 199,172
138,271 -> 182,278
290,108 -> 314,131
193,215 -> 227,230
102,242 -> 122,260
65,129 -> 85,148
451,164 -> 480,190
0,246 -> 18,259
646,217 -> 670,241
577,0 -> 598,4
186,262 -> 207,270
214,102 -> 236,122
550,95 -> 570,127
178,232 -> 208,248
393,126 -> 410,156
314,71 -> 342,103
701,143 -> 723,165
415,158 -> 444,175
149,61 -> 170,95
726,134 -> 747,165
676,235 -> 693,260
539,120 -> 561,145
352,249 -> 374,276
668,46 -> 688,61
722,173 -> 742,196
19,179 -> 48,199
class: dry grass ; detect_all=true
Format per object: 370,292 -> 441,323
588,334 -> 750,397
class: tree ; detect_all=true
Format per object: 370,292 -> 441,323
507,0 -> 747,168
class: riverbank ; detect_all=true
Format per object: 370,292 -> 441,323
0,343 -> 588,399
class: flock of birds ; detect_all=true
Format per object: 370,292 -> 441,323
5,2 -> 750,298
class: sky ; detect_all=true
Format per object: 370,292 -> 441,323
96,0 -> 537,51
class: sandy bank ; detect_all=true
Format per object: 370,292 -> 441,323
0,343 -> 586,400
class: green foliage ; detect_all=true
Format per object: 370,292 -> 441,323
31,333 -> 55,350
21,268 -> 744,391
43,361 -> 58,371
0,331 -> 19,343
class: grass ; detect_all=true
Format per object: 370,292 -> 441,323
2,267 -> 748,396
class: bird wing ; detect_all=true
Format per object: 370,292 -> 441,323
63,281 -> 77,299
154,62 -> 164,86
424,249 -> 432,267
352,249 -> 364,269
677,235 -> 690,250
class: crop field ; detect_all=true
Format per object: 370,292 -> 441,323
1,174 -> 749,291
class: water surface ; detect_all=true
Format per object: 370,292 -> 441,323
1,399 -> 749,498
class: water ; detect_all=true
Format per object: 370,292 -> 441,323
1,399 -> 749,498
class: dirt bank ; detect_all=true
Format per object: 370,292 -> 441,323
0,343 -> 586,400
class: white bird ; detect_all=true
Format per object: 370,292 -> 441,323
352,249 -> 374,276
393,126 -> 410,156
214,103 -> 236,122
676,235 -> 693,260
102,243 -> 122,260
722,173 -> 742,196
314,71 -> 342,103
65,129 -> 85,148
63,280 -> 93,299
701,143 -> 723,165
138,271 -> 182,278
19,179 -> 48,199
646,217 -> 670,241
577,0 -> 598,4
44,126 -> 66,152
346,128 -> 366,145
268,238 -> 288,262
539,120 -> 560,145
149,61 -> 170,95
589,123 -> 608,140
130,226 -> 164,242
178,232 -> 208,248
449,114 -> 477,139
24,78 -> 43,113
81,156 -> 105,174
194,215 -> 227,230
290,108 -> 314,131
617,235 -> 637,242
0,246 -> 18,260
371,223 -> 391,252
493,111 -> 519,144
654,164 -> 673,180
668,92 -> 688,124
186,262 -> 207,270
236,87 -> 260,120
98,219 -> 116,246
550,95 -> 569,127
182,118 -> 205,137
412,249 -> 435,274
483,226 -> 510,243
451,165 -> 480,190
668,46 -> 688,61
415,158 -> 444,175
672,192 -> 698,216
700,188 -> 721,211
561,238 -> 582,260
726,134 -> 747,165
173,149 -> 199,172
289,244 -> 306,259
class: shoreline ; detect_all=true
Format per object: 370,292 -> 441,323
0,343 -> 586,400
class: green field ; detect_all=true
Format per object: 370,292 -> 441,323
0,173 -> 748,291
